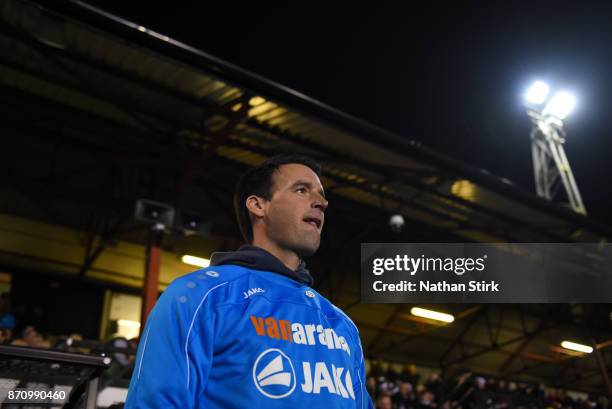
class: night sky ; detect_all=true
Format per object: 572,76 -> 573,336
87,2 -> 612,226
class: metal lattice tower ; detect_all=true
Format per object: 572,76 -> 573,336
526,108 -> 586,215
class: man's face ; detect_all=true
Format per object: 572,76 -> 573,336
400,382 -> 412,395
259,163 -> 328,258
379,397 -> 392,409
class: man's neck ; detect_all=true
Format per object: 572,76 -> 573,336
250,237 -> 300,271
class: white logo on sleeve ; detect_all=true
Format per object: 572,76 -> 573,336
253,348 -> 296,399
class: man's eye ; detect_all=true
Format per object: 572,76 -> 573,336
296,187 -> 307,193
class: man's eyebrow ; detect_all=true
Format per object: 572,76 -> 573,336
291,180 -> 326,198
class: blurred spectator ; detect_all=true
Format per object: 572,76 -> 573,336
0,293 -> 16,344
426,372 -> 447,404
466,376 -> 494,409
385,365 -> 400,384
376,395 -> 392,409
418,390 -> 437,408
0,311 -> 16,344
558,389 -> 575,408
400,363 -> 420,386
393,381 -> 416,409
439,400 -> 452,409
10,325 -> 51,348
367,376 -> 378,401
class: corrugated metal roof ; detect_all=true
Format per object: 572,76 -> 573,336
3,0 -> 609,244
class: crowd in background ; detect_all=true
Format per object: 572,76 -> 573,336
0,292 -> 52,348
367,362 -> 609,409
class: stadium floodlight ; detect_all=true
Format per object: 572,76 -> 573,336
410,307 -> 454,323
524,81 -> 586,214
543,92 -> 576,119
560,340 -> 593,354
525,81 -> 550,105
181,255 -> 210,268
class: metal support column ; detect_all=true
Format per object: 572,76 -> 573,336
140,228 -> 163,333
592,338 -> 612,398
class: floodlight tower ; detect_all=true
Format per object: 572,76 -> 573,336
524,81 -> 586,215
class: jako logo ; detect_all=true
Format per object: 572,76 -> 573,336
253,348 -> 296,399
252,349 -> 356,401
243,287 -> 265,299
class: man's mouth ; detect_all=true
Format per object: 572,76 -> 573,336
303,216 -> 321,229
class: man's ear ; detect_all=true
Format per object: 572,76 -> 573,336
245,195 -> 266,218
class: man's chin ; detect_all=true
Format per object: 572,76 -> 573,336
292,241 -> 320,259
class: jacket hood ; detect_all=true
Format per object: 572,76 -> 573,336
209,245 -> 314,286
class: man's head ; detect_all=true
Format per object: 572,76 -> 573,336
234,154 -> 328,258
399,382 -> 413,396
377,396 -> 392,409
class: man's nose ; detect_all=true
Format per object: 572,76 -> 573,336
313,195 -> 328,212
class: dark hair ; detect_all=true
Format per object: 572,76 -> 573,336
233,154 -> 322,242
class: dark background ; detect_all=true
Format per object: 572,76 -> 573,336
11,270 -> 104,338
85,2 -> 612,226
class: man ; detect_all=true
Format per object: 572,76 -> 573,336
125,154 -> 373,408
393,382 -> 417,409
376,395 -> 392,409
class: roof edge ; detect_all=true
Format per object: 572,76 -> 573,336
25,0 -> 612,239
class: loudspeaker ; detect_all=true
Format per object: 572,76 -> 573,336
176,210 -> 211,236
134,199 -> 175,228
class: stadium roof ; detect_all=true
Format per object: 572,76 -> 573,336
1,0 -> 611,394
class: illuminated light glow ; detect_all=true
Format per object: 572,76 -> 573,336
410,307 -> 454,323
525,81 -> 550,105
451,179 -> 476,201
249,96 -> 266,106
544,92 -> 576,119
182,255 -> 210,268
118,319 -> 141,329
561,341 -> 593,354
137,26 -> 146,32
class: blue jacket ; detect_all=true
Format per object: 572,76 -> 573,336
125,247 -> 374,408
